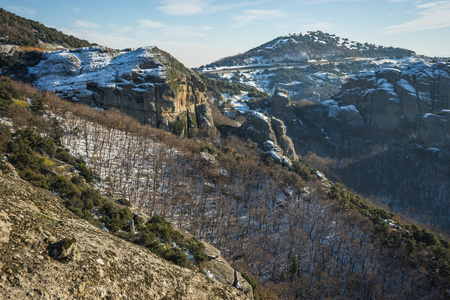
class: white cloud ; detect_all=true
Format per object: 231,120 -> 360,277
157,0 -> 209,16
64,6 -> 80,13
6,6 -> 37,16
138,19 -> 163,29
74,20 -> 100,29
157,0 -> 269,16
383,1 -> 450,33
233,9 -> 284,27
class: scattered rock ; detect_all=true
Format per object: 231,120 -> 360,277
47,237 -> 77,261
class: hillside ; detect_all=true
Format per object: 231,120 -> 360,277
0,172 -> 248,299
1,76 -> 449,299
0,8 -> 91,49
0,11 -> 449,299
199,31 -> 425,103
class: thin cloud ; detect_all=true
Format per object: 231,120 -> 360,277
6,6 -> 37,16
157,0 -> 209,16
138,19 -> 163,29
233,9 -> 284,27
383,1 -> 450,33
157,0 -> 270,16
64,6 -> 80,13
74,20 -> 100,29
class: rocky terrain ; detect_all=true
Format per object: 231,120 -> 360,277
266,65 -> 449,230
1,45 -> 214,133
199,31 -> 426,104
0,163 -> 250,299
334,62 -> 450,147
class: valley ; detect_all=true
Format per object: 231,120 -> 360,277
0,7 -> 449,300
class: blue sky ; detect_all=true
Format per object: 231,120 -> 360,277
2,0 -> 450,67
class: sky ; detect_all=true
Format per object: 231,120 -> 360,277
2,0 -> 450,67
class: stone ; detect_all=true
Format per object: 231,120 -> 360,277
240,110 -> 276,146
418,111 -> 450,148
241,110 -> 299,167
47,237 -> 77,260
270,88 -> 296,120
0,212 -> 11,243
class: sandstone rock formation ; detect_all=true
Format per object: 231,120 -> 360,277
240,110 -> 298,167
270,88 -> 296,120
333,62 -> 450,147
0,171 -> 250,299
26,46 -> 214,132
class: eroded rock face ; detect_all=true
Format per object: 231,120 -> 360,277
270,89 -> 296,120
240,110 -> 298,166
333,62 -> 450,142
27,46 -> 213,131
418,111 -> 450,148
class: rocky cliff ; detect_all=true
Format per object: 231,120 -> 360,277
240,110 -> 298,167
333,62 -> 450,147
0,166 -> 250,299
19,46 -> 213,131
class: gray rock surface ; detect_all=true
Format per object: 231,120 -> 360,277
333,62 -> 450,146
418,111 -> 450,148
240,110 -> 298,166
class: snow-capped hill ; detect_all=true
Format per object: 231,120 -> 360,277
25,46 -> 213,131
200,31 -> 428,102
205,31 -> 416,69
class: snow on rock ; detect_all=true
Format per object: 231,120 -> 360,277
334,62 -> 450,138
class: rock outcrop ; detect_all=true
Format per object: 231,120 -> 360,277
270,89 -> 296,120
0,171 -> 250,299
25,46 -> 214,131
333,62 -> 450,147
240,110 -> 298,167
418,111 -> 450,148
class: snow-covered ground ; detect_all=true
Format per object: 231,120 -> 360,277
28,46 -> 167,100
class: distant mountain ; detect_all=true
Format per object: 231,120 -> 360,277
0,8 -> 92,49
206,31 -> 416,67
199,31 -> 426,103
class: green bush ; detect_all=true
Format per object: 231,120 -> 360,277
242,273 -> 259,300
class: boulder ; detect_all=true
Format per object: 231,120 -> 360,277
270,89 -> 296,120
0,212 -> 11,243
418,111 -> 450,148
240,111 -> 276,145
241,111 -> 299,166
47,237 -> 77,261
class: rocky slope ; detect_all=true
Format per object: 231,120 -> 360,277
333,62 -> 450,147
1,45 -> 214,133
0,164 -> 250,299
27,46 -> 214,131
268,76 -> 449,231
